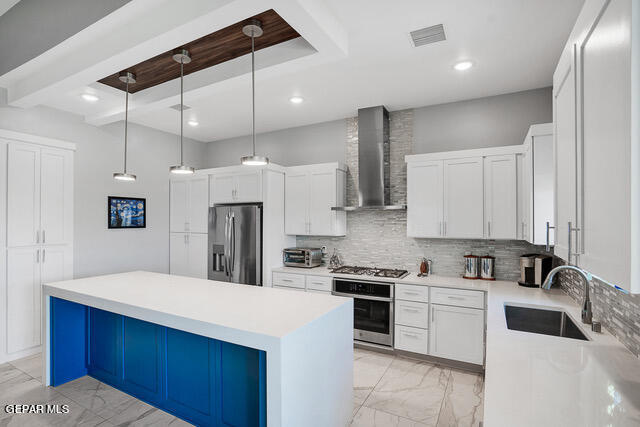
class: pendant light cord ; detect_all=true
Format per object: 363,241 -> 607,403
251,30 -> 256,157
124,79 -> 129,173
180,57 -> 184,166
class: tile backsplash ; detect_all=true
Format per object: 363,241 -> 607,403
297,108 -> 549,281
558,271 -> 640,358
297,209 -> 550,280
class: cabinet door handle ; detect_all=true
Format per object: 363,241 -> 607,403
36,230 -> 40,244
439,221 -> 442,236
447,295 -> 465,301
42,230 -> 46,244
545,221 -> 555,252
431,306 -> 435,322
487,221 -> 491,238
281,278 -> 293,282
402,291 -> 420,295
36,249 -> 40,264
42,249 -> 45,263
444,222 -> 447,236
402,307 -> 420,313
402,331 -> 420,338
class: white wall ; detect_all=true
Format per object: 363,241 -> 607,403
205,119 -> 347,167
0,103 -> 207,278
413,87 -> 552,153
205,88 -> 551,167
0,0 -> 130,76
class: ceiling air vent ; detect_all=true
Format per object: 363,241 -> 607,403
410,24 -> 446,47
170,104 -> 190,111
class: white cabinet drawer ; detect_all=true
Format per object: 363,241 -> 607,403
273,285 -> 305,292
395,325 -> 428,354
395,284 -> 429,303
272,272 -> 305,289
431,287 -> 485,309
306,275 -> 332,292
395,300 -> 429,329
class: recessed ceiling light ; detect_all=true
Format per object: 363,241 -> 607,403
81,93 -> 99,102
289,96 -> 304,104
453,61 -> 474,71
188,120 -> 199,127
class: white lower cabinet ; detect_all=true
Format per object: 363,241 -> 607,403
395,325 -> 428,354
428,304 -> 485,365
169,233 -> 207,279
395,300 -> 429,329
7,247 -> 41,354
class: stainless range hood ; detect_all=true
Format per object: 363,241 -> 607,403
333,106 -> 406,211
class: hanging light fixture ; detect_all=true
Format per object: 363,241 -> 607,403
241,19 -> 269,166
169,48 -> 195,175
114,71 -> 137,181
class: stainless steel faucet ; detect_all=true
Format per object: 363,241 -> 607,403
541,265 -> 593,324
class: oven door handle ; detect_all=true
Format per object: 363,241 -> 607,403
331,291 -> 393,302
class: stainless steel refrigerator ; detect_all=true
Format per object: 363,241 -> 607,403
208,204 -> 262,285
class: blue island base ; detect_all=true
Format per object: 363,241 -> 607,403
50,297 -> 266,427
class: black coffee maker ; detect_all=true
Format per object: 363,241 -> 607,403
518,254 -> 552,287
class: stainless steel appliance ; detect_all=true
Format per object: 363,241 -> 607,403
208,204 -> 262,285
283,248 -> 322,268
332,278 -> 394,346
479,255 -> 495,280
518,254 -> 552,287
463,255 -> 479,279
331,265 -> 409,279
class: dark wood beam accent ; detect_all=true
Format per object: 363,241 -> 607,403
98,9 -> 299,93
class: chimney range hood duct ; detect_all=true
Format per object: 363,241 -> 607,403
333,106 -> 406,211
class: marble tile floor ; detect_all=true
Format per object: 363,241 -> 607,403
0,349 -> 484,426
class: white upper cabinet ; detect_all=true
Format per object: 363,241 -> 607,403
407,147 -> 526,240
210,170 -> 262,204
553,0 -> 640,292
553,44 -> 579,264
7,143 -> 73,248
40,148 -> 74,246
443,157 -> 484,239
284,163 -> 346,236
530,128 -> 554,246
170,175 -> 209,233
516,148 -> 531,241
7,144 -> 40,247
484,154 -> 517,239
285,171 -> 309,235
407,161 -> 443,238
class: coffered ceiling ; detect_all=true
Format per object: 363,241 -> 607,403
0,0 -> 584,142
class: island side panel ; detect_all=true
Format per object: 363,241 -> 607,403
49,297 -> 88,386
280,299 -> 353,427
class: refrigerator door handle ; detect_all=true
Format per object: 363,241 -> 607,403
224,212 -> 230,276
230,212 -> 236,276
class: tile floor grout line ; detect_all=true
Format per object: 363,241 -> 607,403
434,368 -> 453,427
360,354 -> 396,408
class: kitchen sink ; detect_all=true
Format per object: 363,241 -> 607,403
504,305 -> 589,341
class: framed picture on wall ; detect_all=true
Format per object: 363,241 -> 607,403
108,196 -> 146,229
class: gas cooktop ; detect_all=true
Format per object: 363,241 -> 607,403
330,265 -> 409,279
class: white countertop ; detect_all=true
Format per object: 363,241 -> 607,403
272,266 -> 493,291
483,281 -> 640,426
43,271 -> 350,341
273,265 -> 640,425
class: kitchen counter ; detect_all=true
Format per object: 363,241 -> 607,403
273,265 -> 640,425
483,281 -> 640,426
43,271 -> 353,427
272,266 -> 494,291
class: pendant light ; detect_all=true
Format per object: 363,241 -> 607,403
169,49 -> 195,175
113,71 -> 137,181
241,19 -> 269,166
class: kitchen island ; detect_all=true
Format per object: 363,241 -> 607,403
41,271 -> 353,427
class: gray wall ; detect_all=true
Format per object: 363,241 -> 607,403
0,0 -> 130,76
413,87 -> 552,153
204,87 -> 552,167
205,119 -> 346,167
0,104 -> 206,278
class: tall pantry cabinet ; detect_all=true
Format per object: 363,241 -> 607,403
0,131 -> 75,363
